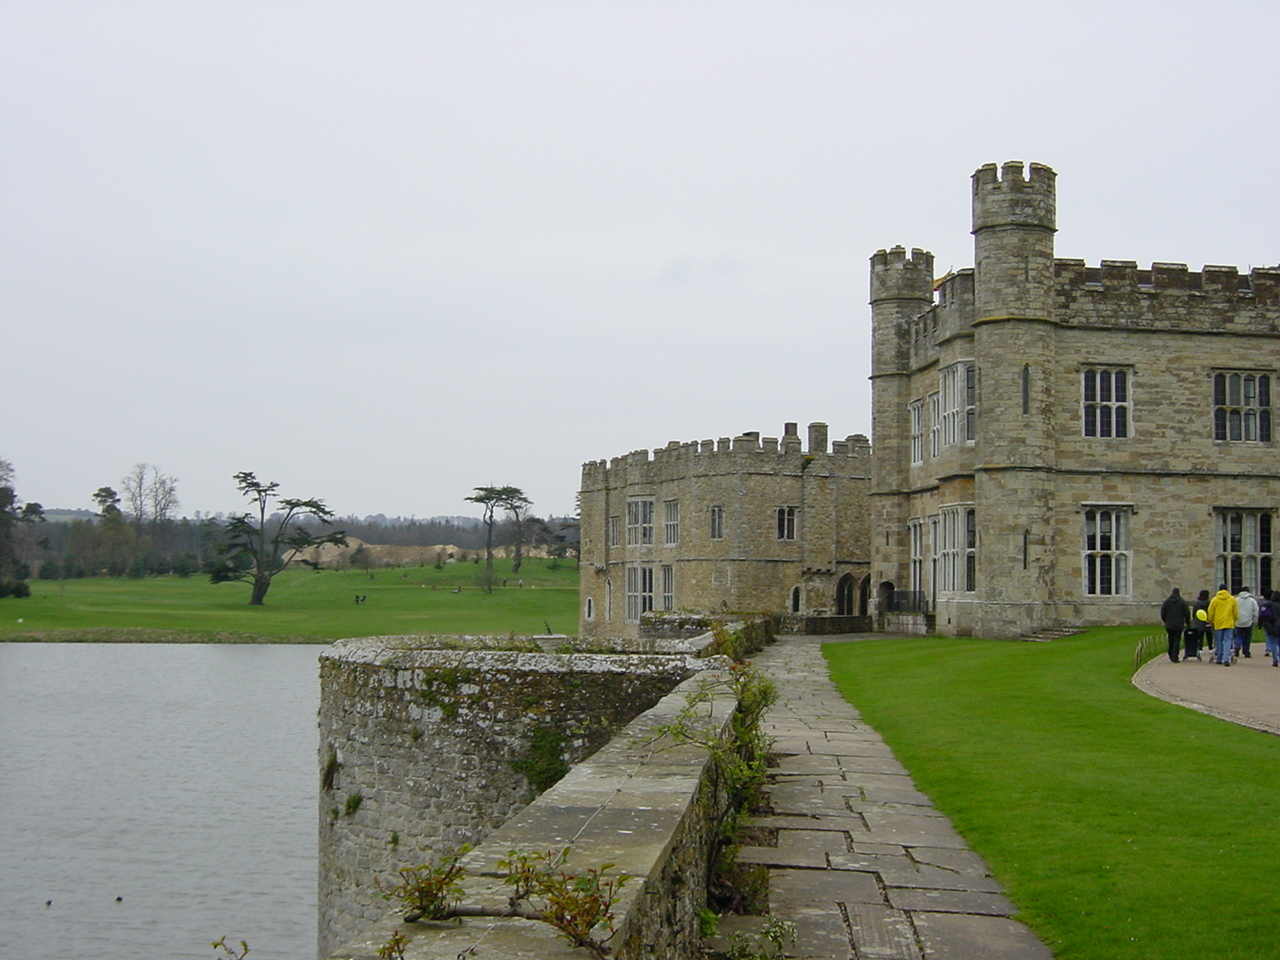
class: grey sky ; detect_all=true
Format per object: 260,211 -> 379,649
3,2 -> 1277,520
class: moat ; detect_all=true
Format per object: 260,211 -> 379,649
0,643 -> 321,960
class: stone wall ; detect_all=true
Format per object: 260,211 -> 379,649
317,636 -> 722,955
325,667 -> 737,960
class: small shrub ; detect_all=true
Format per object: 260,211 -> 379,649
377,929 -> 408,960
344,793 -> 363,816
499,848 -> 628,960
725,916 -> 796,959
378,846 -> 470,922
210,936 -> 250,959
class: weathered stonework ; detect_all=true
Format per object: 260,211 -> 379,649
324,666 -> 738,960
579,423 -> 873,638
871,161 -> 1280,638
317,636 -> 723,955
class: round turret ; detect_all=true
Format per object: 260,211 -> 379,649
869,245 -> 935,306
971,161 -> 1056,321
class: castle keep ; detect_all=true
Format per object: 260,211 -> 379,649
578,423 -> 872,638
579,161 -> 1280,640
872,161 -> 1280,638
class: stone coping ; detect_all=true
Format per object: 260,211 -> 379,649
325,668 -> 737,960
325,634 -> 728,675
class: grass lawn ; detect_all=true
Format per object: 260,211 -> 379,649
824,628 -> 1280,960
0,558 -> 579,641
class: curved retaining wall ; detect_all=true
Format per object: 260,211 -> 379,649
317,637 -> 721,955
326,667 -> 737,960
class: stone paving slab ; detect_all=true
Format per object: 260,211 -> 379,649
838,755 -> 912,775
912,912 -> 1055,960
910,847 -> 991,876
886,888 -> 1017,916
791,912 -> 856,958
736,635 -> 1052,960
769,867 -> 884,906
846,903 -> 923,960
748,813 -> 871,835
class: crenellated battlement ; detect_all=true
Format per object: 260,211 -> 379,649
581,423 -> 872,486
870,245 -> 935,304
971,160 -> 1056,233
1054,258 -> 1280,300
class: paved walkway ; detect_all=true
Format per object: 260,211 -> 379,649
1134,642 -> 1280,736
713,635 -> 1053,960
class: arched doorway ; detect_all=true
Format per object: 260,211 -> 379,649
835,574 -> 855,616
878,580 -> 895,614
790,586 -> 802,613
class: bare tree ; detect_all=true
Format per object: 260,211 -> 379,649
121,464 -> 150,527
148,472 -> 180,524
120,463 -> 180,529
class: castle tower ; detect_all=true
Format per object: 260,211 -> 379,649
870,246 -> 934,492
972,161 -> 1056,321
869,246 -> 934,614
970,161 -> 1058,634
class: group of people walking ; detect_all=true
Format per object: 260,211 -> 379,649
1161,585 -> 1280,666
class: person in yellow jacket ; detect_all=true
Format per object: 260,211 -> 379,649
1207,585 -> 1239,665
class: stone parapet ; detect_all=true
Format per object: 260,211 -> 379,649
325,668 -> 737,960
317,638 -> 725,954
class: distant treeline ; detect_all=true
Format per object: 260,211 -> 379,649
13,512 -> 579,581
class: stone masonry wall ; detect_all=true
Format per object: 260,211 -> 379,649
325,667 -> 737,960
579,424 -> 872,639
870,160 -> 1280,639
317,637 -> 719,955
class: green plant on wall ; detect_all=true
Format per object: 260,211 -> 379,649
376,929 -> 409,960
498,848 -> 628,960
210,936 -> 249,959
511,725 -> 568,793
321,750 -> 340,790
377,846 -> 470,923
649,662 -> 778,916
725,916 -> 797,959
376,845 -> 626,960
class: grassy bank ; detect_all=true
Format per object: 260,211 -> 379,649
823,628 -> 1280,960
0,559 -> 579,641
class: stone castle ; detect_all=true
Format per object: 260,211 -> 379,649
578,422 -> 872,638
582,161 -> 1280,639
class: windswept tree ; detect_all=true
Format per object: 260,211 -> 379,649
504,490 -> 534,574
208,471 -> 347,605
465,485 -> 530,574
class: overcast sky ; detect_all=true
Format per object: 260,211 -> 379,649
3,1 -> 1278,520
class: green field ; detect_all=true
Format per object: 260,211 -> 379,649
824,628 -> 1280,960
0,558 -> 580,641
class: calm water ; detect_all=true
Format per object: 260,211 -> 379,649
0,643 -> 324,960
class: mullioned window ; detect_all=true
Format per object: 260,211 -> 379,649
1213,372 -> 1272,442
1082,368 -> 1130,438
1083,505 -> 1131,596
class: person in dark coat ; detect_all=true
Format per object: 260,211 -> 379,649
1185,588 -> 1211,660
1160,588 -> 1191,663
